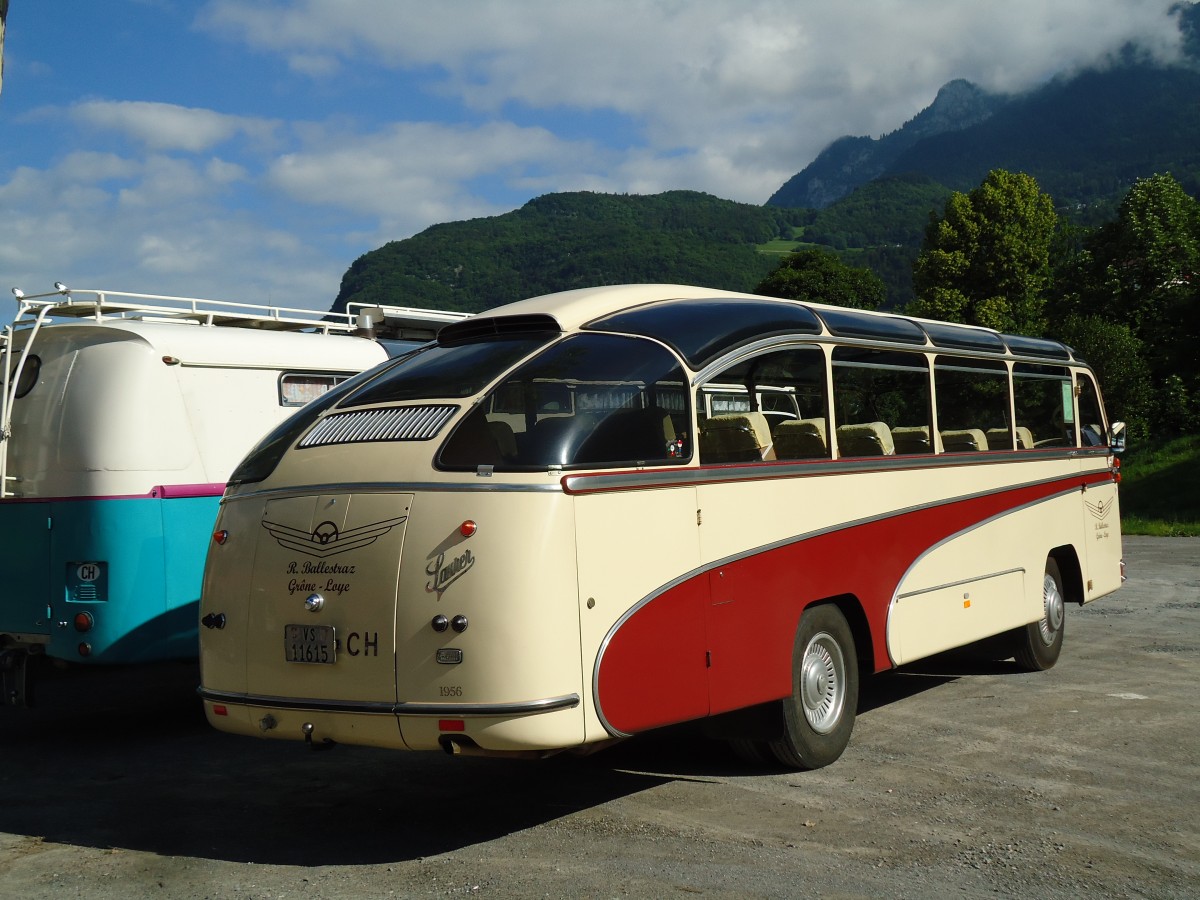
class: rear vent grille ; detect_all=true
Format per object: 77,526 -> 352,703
299,405 -> 458,448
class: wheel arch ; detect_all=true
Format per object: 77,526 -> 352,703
807,593 -> 873,677
1049,544 -> 1084,606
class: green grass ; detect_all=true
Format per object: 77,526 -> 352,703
756,239 -> 802,256
1118,432 -> 1200,536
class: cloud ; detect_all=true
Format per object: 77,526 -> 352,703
200,0 -> 1185,202
0,151 -> 343,310
266,119 -> 606,238
70,100 -> 279,152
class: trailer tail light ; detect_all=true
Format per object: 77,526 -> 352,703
213,529 -> 229,545
73,611 -> 94,632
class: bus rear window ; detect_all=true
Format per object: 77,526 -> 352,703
340,335 -> 554,407
439,333 -> 689,470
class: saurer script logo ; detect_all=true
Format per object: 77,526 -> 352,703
262,516 -> 408,559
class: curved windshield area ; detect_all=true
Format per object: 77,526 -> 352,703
341,334 -> 554,406
439,333 -> 690,470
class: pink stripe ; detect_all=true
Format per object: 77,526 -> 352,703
150,482 -> 227,499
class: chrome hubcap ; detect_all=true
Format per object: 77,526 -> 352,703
800,631 -> 845,734
1039,572 -> 1064,646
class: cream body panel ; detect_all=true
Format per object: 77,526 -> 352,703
244,491 -> 410,703
573,485 -> 701,743
395,489 -> 584,751
1079,472 -> 1123,601
695,457 -> 1080,566
204,431 -> 587,753
886,490 -> 1084,665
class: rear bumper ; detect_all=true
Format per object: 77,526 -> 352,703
198,686 -> 580,717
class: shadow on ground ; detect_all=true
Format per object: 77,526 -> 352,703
0,651 -> 1017,866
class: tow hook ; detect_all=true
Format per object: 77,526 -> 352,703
302,721 -> 336,751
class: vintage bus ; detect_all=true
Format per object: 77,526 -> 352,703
198,284 -> 1124,769
0,285 -> 466,707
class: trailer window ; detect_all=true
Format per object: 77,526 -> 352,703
279,373 -> 353,407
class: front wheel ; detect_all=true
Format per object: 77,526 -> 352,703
769,604 -> 859,770
1011,557 -> 1066,671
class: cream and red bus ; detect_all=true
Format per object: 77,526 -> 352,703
198,284 -> 1124,769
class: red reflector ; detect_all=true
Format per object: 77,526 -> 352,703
77,642 -> 91,657
439,719 -> 466,732
459,520 -> 477,537
73,611 -> 94,632
212,704 -> 228,716
212,529 -> 229,545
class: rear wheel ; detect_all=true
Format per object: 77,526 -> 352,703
1012,558 -> 1065,671
768,604 -> 858,770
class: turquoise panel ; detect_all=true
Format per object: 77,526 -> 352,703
40,495 -> 221,664
0,502 -> 53,637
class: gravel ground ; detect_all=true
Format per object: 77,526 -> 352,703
0,534 -> 1196,899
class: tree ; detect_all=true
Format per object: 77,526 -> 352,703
1064,173 -> 1200,436
753,249 -> 886,310
909,170 -> 1058,335
1056,314 -> 1155,442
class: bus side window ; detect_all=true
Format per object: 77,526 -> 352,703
1013,363 -> 1072,448
1076,372 -> 1107,447
934,356 -> 1010,452
831,347 -> 930,458
697,347 -> 829,464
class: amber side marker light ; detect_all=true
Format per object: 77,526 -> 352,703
213,529 -> 229,545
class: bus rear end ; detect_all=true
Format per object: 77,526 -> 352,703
200,327 -> 593,756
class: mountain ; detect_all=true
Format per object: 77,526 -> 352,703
333,8 -> 1200,317
770,60 -> 1200,217
333,191 -> 804,314
768,79 -> 1003,209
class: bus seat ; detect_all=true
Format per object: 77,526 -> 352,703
527,416 -> 580,464
773,417 -> 828,459
700,412 -> 774,463
576,406 -> 675,463
835,422 -> 894,457
1015,426 -> 1034,450
441,410 -> 509,467
487,420 -> 518,460
892,425 -> 931,455
940,428 -> 989,452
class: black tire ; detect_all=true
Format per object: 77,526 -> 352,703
1012,557 -> 1066,671
768,604 -> 858,770
727,738 -> 775,767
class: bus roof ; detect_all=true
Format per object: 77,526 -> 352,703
444,284 -> 1079,367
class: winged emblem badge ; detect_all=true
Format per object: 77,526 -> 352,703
262,516 -> 408,558
1084,497 -> 1114,521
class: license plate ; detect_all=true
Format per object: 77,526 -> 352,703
284,624 -> 336,664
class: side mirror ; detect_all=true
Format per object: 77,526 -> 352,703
1109,420 -> 1127,454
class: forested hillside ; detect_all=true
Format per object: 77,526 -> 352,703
769,57 -> 1200,218
333,191 -> 804,314
334,24 -> 1200,319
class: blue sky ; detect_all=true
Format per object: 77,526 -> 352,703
0,1 -> 1187,323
